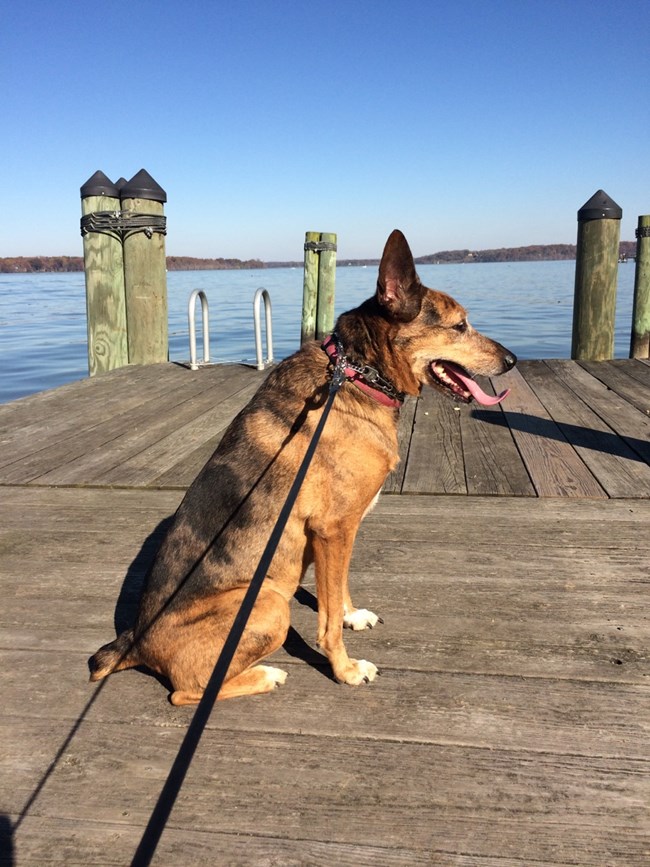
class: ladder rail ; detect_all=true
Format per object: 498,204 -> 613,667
253,288 -> 274,371
188,289 -> 210,371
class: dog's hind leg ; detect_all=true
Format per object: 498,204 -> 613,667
171,665 -> 288,705
165,585 -> 291,706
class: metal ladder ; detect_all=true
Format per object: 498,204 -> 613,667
187,287 -> 273,371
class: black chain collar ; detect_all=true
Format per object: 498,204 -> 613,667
322,333 -> 405,406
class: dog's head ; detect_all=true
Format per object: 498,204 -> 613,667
373,229 -> 516,403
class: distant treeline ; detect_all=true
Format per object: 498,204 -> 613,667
0,255 -> 268,273
0,241 -> 636,273
415,241 -> 637,264
166,256 -> 266,271
0,256 -> 84,273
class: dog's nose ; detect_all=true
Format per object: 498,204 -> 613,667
504,352 -> 517,370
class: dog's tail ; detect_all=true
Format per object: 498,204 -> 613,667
88,629 -> 140,682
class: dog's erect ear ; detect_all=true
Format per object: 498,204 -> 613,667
376,229 -> 426,322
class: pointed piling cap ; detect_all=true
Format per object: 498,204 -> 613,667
578,190 -> 622,222
80,170 -> 119,198
120,169 -> 167,203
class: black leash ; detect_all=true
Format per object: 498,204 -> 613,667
131,357 -> 347,867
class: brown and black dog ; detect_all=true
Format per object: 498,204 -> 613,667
89,230 -> 516,704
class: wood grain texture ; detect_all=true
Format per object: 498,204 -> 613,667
1,488 -> 649,865
121,197 -> 168,365
402,387 -> 466,493
1,360 -> 648,498
494,365 -> 607,497
572,216 -> 620,360
522,359 -> 650,497
81,193 -> 128,376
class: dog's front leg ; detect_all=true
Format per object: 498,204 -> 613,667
312,527 -> 378,686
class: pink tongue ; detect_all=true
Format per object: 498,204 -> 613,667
444,362 -> 510,406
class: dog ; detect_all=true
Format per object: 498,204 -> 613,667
89,229 -> 516,704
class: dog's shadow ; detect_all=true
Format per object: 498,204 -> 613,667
473,409 -> 649,462
110,521 -> 333,688
285,587 -> 335,680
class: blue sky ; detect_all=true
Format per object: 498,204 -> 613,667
1,0 -> 648,261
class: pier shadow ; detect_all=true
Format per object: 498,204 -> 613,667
473,409 -> 650,463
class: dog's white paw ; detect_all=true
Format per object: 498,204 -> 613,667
258,665 -> 288,688
338,658 -> 379,686
343,607 -> 382,631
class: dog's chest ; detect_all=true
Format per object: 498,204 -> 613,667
362,489 -> 382,520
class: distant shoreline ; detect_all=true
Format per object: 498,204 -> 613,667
0,241 -> 636,273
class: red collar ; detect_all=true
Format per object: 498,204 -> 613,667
321,334 -> 404,408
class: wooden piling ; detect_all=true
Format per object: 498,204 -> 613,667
301,231 -> 320,344
121,169 -> 169,365
630,215 -> 650,358
315,232 -> 337,341
571,190 -> 621,361
80,171 -> 128,376
301,232 -> 337,344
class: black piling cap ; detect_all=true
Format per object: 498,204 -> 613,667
120,169 -> 167,203
578,190 -> 622,222
80,170 -> 119,198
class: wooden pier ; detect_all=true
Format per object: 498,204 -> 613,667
1,359 -> 649,865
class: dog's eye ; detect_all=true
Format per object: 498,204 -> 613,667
452,319 -> 467,333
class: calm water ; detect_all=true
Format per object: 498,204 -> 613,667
0,261 -> 636,404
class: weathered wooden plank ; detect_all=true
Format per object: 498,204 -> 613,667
3,535 -> 648,675
2,488 -> 650,865
610,358 -> 650,388
3,721 -> 648,865
84,368 -> 260,487
2,487 -> 648,561
402,389 -> 466,494
151,430 -> 225,488
374,504 -> 650,548
4,815 -> 431,867
6,814 -> 648,867
3,645 -> 649,758
0,361 -> 136,426
0,364 -> 260,482
546,359 -> 650,464
2,485 -> 648,538
3,536 -> 647,597
495,365 -> 607,497
0,484 -> 181,518
30,367 -> 260,486
521,360 -> 650,497
3,555 -> 648,682
1,488 -> 649,689
2,360 -> 648,499
579,359 -> 650,416
0,370 -> 224,485
461,384 -> 535,496
0,364 -> 163,465
97,376 -> 264,487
